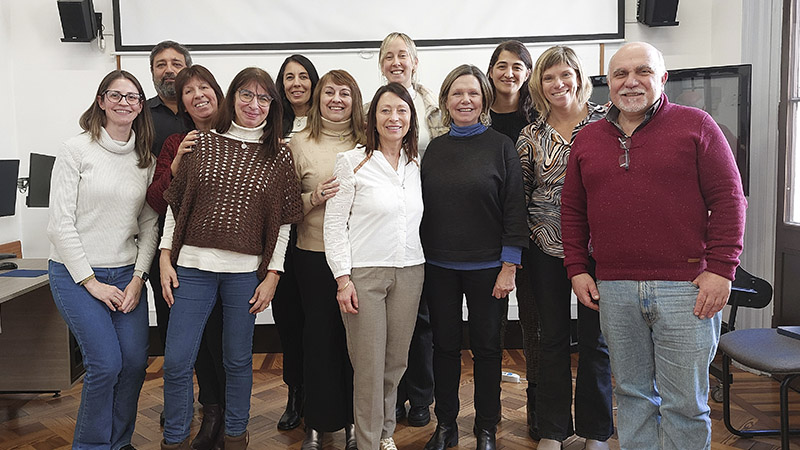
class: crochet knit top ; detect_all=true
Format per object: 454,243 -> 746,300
163,128 -> 303,279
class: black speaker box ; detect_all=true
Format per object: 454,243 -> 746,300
57,0 -> 97,42
637,0 -> 680,27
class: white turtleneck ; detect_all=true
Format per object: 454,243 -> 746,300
48,127 -> 159,283
160,120 -> 291,274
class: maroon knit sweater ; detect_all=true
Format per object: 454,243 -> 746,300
561,94 -> 746,282
164,131 -> 303,279
147,132 -> 186,216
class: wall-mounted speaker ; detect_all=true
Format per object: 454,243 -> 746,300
637,0 -> 680,27
57,0 -> 98,42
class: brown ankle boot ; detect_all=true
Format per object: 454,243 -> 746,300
161,438 -> 190,450
224,431 -> 248,450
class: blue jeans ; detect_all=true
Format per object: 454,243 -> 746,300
49,261 -> 149,450
597,280 -> 721,450
162,267 -> 259,444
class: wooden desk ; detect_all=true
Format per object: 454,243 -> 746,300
0,258 -> 84,394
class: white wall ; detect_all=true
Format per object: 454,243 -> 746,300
2,0 -> 779,327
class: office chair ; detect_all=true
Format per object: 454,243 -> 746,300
714,267 -> 800,449
709,266 -> 772,402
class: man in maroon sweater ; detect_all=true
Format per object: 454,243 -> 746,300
561,42 -> 746,450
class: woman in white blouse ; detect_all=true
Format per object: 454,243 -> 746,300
324,82 -> 425,450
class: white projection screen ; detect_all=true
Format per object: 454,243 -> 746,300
112,0 -> 623,51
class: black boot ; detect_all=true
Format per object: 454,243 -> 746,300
424,422 -> 458,450
300,427 -> 322,450
526,386 -> 540,441
344,424 -> 358,450
191,404 -> 224,450
473,425 -> 496,450
277,385 -> 303,430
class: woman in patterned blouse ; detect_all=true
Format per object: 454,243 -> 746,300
515,46 -> 613,450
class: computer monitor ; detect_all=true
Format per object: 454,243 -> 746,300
27,153 -> 56,208
590,64 -> 752,195
0,160 -> 20,217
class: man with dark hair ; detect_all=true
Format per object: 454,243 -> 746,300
147,40 -> 192,158
561,42 -> 747,450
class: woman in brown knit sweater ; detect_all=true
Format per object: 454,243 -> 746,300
289,69 -> 366,450
158,67 -> 303,450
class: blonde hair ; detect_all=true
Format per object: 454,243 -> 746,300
438,65 -> 493,127
529,46 -> 593,117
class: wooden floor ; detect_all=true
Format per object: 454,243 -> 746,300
1,350 -> 798,449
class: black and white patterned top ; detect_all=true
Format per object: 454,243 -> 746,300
516,101 -> 608,258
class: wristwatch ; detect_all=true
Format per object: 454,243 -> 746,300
133,269 -> 149,282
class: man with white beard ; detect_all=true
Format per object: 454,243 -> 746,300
560,42 -> 747,450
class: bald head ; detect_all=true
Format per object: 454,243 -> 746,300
607,42 -> 669,121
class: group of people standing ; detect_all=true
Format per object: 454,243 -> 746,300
46,32 -> 746,450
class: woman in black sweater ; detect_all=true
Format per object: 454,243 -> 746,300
420,64 -> 528,450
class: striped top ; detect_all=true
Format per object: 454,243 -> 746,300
516,102 -> 607,258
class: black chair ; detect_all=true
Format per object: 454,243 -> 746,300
709,266 -> 772,402
713,267 -> 800,449
719,328 -> 800,449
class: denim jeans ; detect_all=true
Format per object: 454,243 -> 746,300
49,261 -> 149,450
162,267 -> 259,444
597,280 -> 721,450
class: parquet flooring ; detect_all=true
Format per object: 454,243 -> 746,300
1,350 -> 798,449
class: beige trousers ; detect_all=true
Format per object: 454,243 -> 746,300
341,265 -> 425,450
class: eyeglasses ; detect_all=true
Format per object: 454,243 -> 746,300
103,90 -> 143,104
618,136 -> 630,170
237,89 -> 272,107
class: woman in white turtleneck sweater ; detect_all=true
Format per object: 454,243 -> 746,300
289,69 -> 366,450
47,70 -> 158,450
158,67 -> 303,450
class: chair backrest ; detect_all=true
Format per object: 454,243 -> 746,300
727,266 -> 773,330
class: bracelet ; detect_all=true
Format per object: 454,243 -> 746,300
337,280 -> 351,292
79,273 -> 96,286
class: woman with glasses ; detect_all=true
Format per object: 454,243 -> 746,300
516,46 -> 613,450
289,69 -> 365,450
146,65 -> 228,450
270,54 -> 321,432
47,70 -> 157,450
421,65 -> 528,450
158,67 -> 303,450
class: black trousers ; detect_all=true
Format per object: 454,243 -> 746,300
396,292 -> 434,408
526,243 -> 613,441
425,264 -> 506,431
294,248 -> 354,432
150,249 -> 225,406
272,229 -> 304,388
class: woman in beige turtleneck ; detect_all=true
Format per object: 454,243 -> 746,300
289,69 -> 366,450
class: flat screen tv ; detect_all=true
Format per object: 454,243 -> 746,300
589,64 -> 752,195
0,160 -> 20,217
27,153 -> 56,207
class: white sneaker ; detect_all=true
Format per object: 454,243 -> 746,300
584,439 -> 610,450
538,438 -> 562,450
380,437 -> 398,450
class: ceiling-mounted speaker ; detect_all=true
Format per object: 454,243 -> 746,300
57,0 -> 98,42
637,0 -> 680,27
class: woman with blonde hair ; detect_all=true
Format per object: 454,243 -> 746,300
516,45 -> 613,450
290,69 -> 365,450
422,65 -> 528,450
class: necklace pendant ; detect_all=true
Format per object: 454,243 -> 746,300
241,142 -> 247,149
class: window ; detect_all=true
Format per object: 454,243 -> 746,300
787,0 -> 800,223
